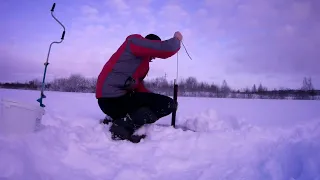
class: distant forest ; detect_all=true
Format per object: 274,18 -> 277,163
0,74 -> 319,100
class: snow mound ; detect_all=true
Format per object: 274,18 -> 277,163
177,109 -> 256,133
1,109 -> 320,180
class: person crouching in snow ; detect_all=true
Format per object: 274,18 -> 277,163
96,31 -> 183,143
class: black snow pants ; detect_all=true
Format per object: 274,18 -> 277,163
98,92 -> 176,139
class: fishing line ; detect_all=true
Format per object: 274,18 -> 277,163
175,40 -> 192,81
176,51 -> 179,80
171,40 -> 192,127
181,41 -> 192,60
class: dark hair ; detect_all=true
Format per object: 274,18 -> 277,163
145,34 -> 161,41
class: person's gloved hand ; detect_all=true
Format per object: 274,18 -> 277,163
124,76 -> 136,90
174,31 -> 183,41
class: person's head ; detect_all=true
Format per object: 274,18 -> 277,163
145,34 -> 161,61
145,34 -> 161,41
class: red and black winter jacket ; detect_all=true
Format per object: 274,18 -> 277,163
95,34 -> 181,98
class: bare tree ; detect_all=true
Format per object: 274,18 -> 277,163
252,84 -> 257,93
301,77 -> 314,91
219,80 -> 231,98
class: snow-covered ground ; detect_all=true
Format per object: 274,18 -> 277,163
0,88 -> 320,180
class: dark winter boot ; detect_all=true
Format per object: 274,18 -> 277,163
109,115 -> 146,143
110,115 -> 134,138
109,108 -> 158,143
125,107 -> 158,143
100,116 -> 113,124
129,134 -> 147,143
110,125 -> 146,143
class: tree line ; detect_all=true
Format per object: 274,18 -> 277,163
0,74 -> 319,100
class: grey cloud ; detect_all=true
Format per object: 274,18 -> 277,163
0,49 -> 44,82
199,0 -> 320,78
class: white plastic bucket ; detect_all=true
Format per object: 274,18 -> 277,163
0,98 -> 45,135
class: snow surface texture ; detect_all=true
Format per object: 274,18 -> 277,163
0,89 -> 320,180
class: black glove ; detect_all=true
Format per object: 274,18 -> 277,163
124,76 -> 136,90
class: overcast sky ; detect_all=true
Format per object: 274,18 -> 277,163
1,0 -> 319,89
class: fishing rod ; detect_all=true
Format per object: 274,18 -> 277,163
171,40 -> 192,127
37,3 -> 66,107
